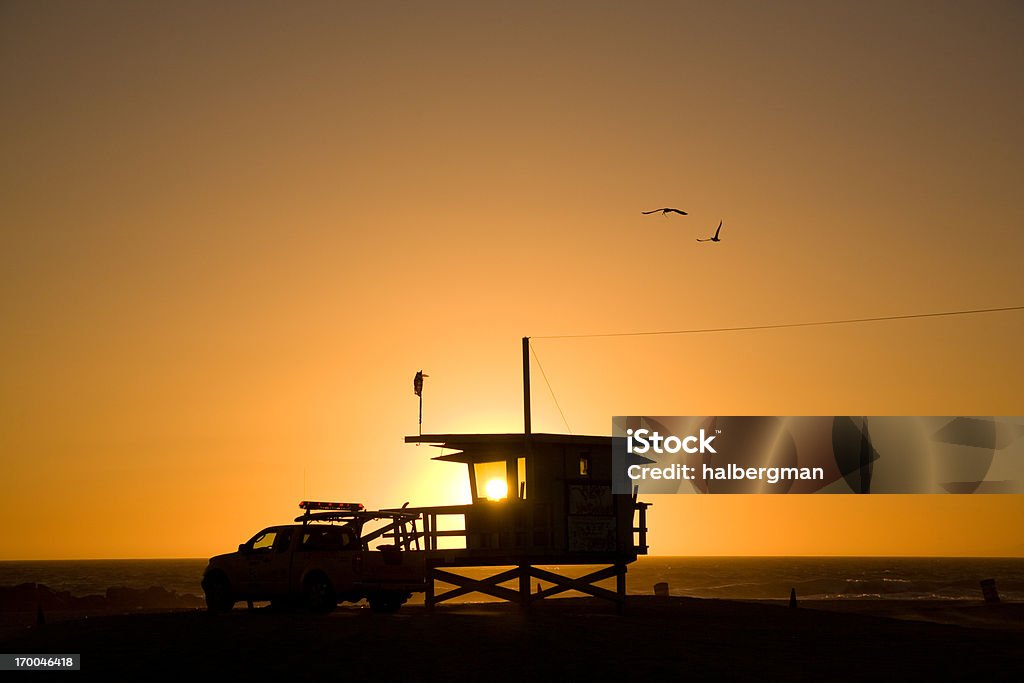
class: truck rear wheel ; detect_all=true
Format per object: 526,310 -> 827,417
303,574 -> 337,614
368,591 -> 409,614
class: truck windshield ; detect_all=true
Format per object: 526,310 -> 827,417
249,531 -> 277,552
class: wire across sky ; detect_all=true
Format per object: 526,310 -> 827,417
531,304 -> 1024,341
527,303 -> 1024,434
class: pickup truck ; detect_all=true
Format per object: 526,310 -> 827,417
201,503 -> 427,613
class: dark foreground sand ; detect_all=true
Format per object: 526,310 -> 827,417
2,597 -> 1023,679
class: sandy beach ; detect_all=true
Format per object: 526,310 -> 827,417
3,597 -> 1022,679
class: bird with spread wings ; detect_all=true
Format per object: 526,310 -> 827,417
696,220 -> 723,242
641,207 -> 687,216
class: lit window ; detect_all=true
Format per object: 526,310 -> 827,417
484,478 -> 508,500
474,461 -> 508,501
579,453 -> 590,477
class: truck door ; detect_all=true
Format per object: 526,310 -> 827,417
297,526 -> 359,592
245,527 -> 295,599
258,527 -> 295,597
240,528 -> 279,598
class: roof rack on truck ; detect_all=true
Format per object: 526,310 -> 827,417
294,500 -> 421,525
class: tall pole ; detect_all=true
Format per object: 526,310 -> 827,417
418,394 -> 423,436
522,336 -> 531,435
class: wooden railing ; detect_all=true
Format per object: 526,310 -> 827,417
379,504 -> 469,551
632,488 -> 651,555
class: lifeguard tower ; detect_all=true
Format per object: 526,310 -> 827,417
390,339 -> 651,611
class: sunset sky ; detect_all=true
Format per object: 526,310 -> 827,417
2,1 -> 1023,559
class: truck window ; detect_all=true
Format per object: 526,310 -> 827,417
300,527 -> 345,552
274,529 -> 293,552
250,531 -> 277,552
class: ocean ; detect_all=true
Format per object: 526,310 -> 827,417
2,556 -> 1022,603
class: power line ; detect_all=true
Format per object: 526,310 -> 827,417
529,341 -> 572,434
532,304 -> 1024,340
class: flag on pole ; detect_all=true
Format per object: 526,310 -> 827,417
414,370 -> 428,438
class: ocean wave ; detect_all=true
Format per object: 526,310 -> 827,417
3,557 -> 1023,603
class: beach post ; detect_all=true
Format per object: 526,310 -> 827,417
980,578 -> 1000,603
789,588 -> 797,608
35,583 -> 45,626
616,564 -> 626,614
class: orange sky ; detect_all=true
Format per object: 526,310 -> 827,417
2,1 -> 1023,559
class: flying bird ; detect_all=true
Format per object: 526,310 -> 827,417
642,208 -> 687,216
697,220 -> 723,242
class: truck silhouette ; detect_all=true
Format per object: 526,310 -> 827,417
201,502 -> 427,613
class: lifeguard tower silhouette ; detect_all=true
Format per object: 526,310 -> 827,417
392,338 -> 651,611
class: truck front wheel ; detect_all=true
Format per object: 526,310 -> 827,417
202,573 -> 234,614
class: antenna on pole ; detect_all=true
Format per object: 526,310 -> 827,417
523,337 -> 531,435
